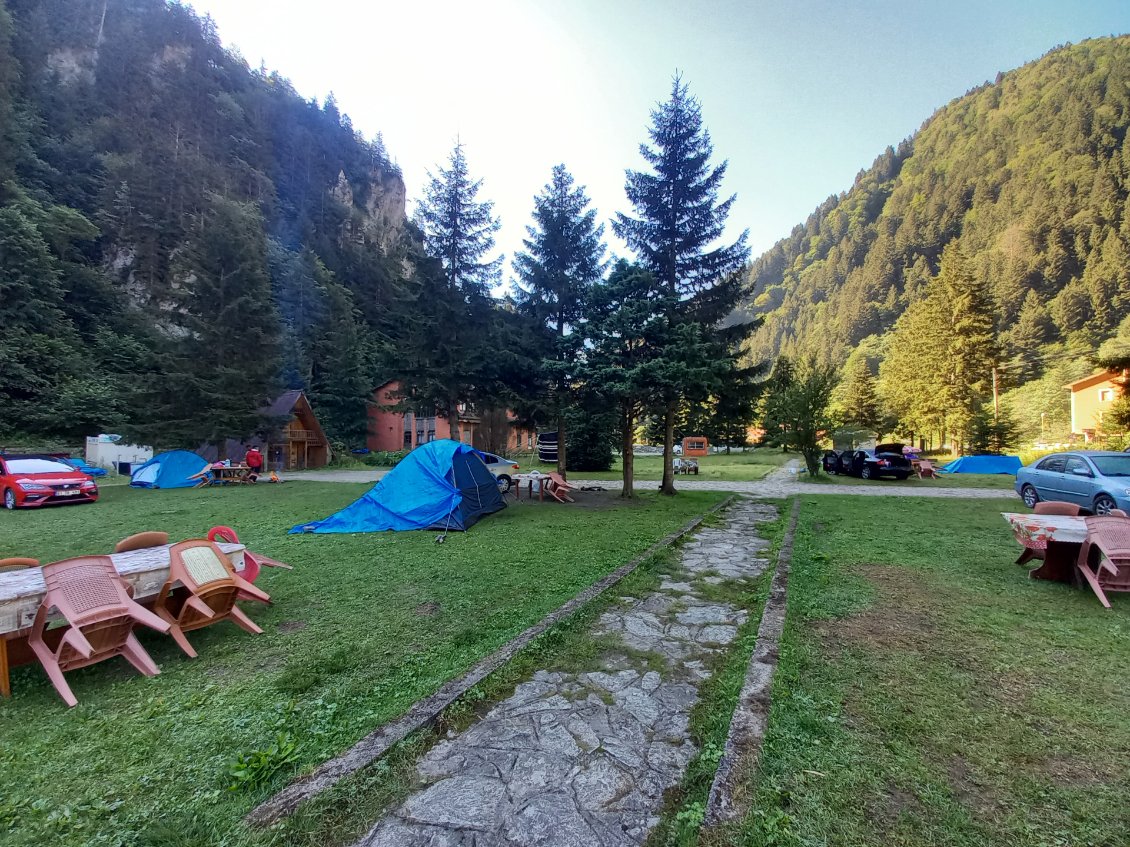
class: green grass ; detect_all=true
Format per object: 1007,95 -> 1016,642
524,449 -> 794,481
712,495 -> 1130,847
0,483 -> 725,847
802,471 -> 1018,491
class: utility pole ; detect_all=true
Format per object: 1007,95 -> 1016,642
992,366 -> 1000,422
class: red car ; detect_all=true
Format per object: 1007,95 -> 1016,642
0,454 -> 100,510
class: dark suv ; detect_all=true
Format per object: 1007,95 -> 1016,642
823,443 -> 913,480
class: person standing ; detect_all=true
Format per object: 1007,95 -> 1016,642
244,445 -> 264,482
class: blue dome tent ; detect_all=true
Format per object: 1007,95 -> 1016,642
290,440 -> 505,534
129,450 -> 209,489
940,455 -> 1022,474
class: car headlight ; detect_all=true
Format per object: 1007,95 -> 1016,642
81,481 -> 97,490
16,480 -> 51,492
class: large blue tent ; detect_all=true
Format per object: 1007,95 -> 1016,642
290,439 -> 505,534
129,450 -> 209,488
941,455 -> 1022,474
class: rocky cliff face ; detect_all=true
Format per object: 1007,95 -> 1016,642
330,165 -> 407,253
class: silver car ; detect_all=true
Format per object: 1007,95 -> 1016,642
1015,451 -> 1130,514
476,451 -> 521,493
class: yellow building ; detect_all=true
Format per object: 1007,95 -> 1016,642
1067,371 -> 1125,441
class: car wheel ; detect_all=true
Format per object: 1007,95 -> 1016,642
2,488 -> 15,510
1020,484 -> 1039,508
496,475 -> 512,494
1094,494 -> 1116,515
861,466 -> 873,480
895,473 -> 909,481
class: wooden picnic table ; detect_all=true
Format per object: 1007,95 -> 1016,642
190,465 -> 255,487
0,541 -> 245,696
1001,512 -> 1087,583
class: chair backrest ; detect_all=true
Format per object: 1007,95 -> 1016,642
1109,509 -> 1128,517
206,525 -> 240,544
113,531 -> 170,553
1083,516 -> 1130,560
169,540 -> 237,593
40,556 -> 138,660
1035,501 -> 1083,516
0,557 -> 39,572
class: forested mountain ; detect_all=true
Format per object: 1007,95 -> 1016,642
741,35 -> 1130,433
0,0 -> 409,446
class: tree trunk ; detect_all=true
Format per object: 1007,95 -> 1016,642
446,399 -> 460,441
660,399 -> 677,496
556,411 -> 567,479
620,406 -> 635,498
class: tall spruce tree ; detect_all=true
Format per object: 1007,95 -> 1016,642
417,142 -> 503,296
153,196 -> 281,449
514,164 -> 607,476
613,76 -> 749,494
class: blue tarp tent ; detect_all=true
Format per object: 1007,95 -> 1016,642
129,450 -> 209,488
290,439 -> 505,534
941,455 -> 1022,474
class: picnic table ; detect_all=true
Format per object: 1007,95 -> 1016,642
0,541 -> 245,696
1002,512 -> 1087,583
190,465 -> 253,487
513,473 -> 549,501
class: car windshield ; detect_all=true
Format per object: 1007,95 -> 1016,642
1090,456 -> 1130,477
4,458 -> 75,474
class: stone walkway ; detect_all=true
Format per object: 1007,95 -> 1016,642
353,499 -> 779,847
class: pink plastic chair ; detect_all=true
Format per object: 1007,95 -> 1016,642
546,472 -> 577,503
0,557 -> 39,572
1076,516 -> 1130,609
29,556 -> 170,707
206,525 -> 291,587
1034,501 -> 1084,516
155,540 -> 271,658
113,531 -> 169,553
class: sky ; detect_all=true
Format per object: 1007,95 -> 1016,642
187,0 -> 1129,284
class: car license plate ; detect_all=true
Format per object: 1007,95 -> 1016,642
57,489 -> 80,496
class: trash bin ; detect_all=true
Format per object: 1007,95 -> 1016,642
117,462 -> 132,476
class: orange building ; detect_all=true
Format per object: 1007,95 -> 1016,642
1067,370 -> 1127,441
366,381 -> 537,455
681,436 -> 709,457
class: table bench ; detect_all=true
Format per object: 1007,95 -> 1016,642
0,542 -> 245,697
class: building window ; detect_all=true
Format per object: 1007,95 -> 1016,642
1099,388 -> 1114,402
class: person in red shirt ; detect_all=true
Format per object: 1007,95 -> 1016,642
244,446 -> 264,482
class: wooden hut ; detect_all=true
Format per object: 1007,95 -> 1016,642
262,390 -> 331,470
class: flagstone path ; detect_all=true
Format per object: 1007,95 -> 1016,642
352,498 -> 779,847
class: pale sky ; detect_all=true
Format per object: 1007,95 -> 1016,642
188,0 -> 1129,286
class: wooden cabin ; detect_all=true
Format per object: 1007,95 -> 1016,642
262,390 -> 331,470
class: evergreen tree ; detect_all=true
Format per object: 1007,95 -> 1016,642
308,278 -> 373,446
417,142 -> 503,296
153,196 -> 281,449
584,262 -> 672,497
940,242 -> 998,449
513,164 -> 607,477
613,76 -> 749,494
837,354 -> 884,434
758,356 -> 840,475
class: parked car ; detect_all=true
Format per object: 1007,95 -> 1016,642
59,457 -> 108,477
826,443 -> 913,480
1015,451 -> 1130,514
476,451 -> 520,493
0,454 -> 100,509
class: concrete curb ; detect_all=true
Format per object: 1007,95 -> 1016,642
247,494 -> 737,827
704,496 -> 801,826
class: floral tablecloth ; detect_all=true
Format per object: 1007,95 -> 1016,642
1001,513 -> 1088,549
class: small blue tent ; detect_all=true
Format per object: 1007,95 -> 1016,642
290,440 -> 505,534
941,455 -> 1022,474
129,451 -> 209,489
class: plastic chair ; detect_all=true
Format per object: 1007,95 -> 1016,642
28,556 -> 170,707
1076,516 -> 1130,609
113,531 -> 170,553
0,557 -> 39,572
155,540 -> 271,658
1109,509 -> 1128,517
546,472 -> 577,503
205,525 -> 291,586
916,459 -> 941,480
1034,501 -> 1084,516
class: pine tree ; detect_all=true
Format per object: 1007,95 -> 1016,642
155,196 -> 281,449
308,277 -> 373,446
514,164 -> 607,476
837,354 -> 883,433
417,142 -> 503,296
613,76 -> 749,494
940,242 -> 998,449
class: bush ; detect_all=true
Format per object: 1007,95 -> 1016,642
362,449 -> 409,467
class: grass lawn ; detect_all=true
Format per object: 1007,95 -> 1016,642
525,449 -> 794,481
0,483 -> 724,847
802,471 -> 1019,491
712,495 -> 1130,847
